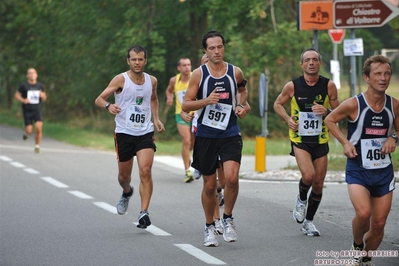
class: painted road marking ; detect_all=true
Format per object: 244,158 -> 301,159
93,202 -> 117,214
68,190 -> 93,199
41,177 -> 69,188
0,155 -> 12,162
24,168 -> 40,174
174,244 -> 226,265
10,161 -> 25,168
132,223 -> 171,236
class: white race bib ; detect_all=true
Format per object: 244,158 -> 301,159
202,103 -> 232,130
298,112 -> 322,136
361,138 -> 391,169
27,90 -> 40,104
125,105 -> 150,129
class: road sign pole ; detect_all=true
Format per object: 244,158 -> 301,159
313,30 -> 319,51
350,29 -> 357,98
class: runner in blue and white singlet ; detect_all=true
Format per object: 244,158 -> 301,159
347,93 -> 395,170
325,55 -> 399,264
196,63 -> 241,138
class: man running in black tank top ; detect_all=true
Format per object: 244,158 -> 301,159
274,48 -> 339,236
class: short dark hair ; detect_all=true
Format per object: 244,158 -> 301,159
300,48 -> 322,63
127,45 -> 147,59
201,29 -> 225,49
177,58 -> 190,66
362,55 -> 392,77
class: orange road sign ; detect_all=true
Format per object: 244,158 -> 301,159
298,1 -> 334,30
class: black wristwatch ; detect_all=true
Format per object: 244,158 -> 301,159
389,132 -> 399,143
105,102 -> 111,110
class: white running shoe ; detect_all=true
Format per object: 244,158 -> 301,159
215,219 -> 223,235
301,220 -> 320,236
293,194 -> 307,223
222,217 -> 237,242
348,245 -> 364,266
217,191 -> 224,207
204,225 -> 219,247
116,186 -> 133,215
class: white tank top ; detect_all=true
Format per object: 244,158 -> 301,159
114,72 -> 154,135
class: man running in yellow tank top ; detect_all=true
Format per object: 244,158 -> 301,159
274,48 -> 339,237
166,58 -> 195,183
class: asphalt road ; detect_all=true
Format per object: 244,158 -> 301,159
0,125 -> 398,266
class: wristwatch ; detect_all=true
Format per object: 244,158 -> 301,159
105,102 -> 111,110
389,132 -> 399,143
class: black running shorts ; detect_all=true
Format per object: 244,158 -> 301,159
114,132 -> 156,162
192,135 -> 242,176
23,109 -> 42,126
290,142 -> 329,161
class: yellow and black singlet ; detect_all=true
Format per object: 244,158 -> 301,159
290,75 -> 330,144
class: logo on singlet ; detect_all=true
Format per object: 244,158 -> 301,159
370,139 -> 382,147
314,94 -> 323,102
215,104 -> 223,111
136,97 -> 143,105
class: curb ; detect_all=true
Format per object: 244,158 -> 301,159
241,170 -> 399,183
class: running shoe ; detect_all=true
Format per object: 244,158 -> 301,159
34,147 -> 40,154
218,191 -> 224,207
222,217 -> 237,242
194,169 -> 202,179
116,186 -> 133,215
293,194 -> 307,223
184,170 -> 194,183
204,225 -> 219,247
215,219 -> 223,235
137,210 -> 151,229
23,134 -> 29,141
301,220 -> 320,236
348,244 -> 364,266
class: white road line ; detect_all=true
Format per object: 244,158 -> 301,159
93,202 -> 117,214
0,144 -> 112,155
154,156 -> 195,171
174,244 -> 227,265
0,155 -> 12,162
24,168 -> 40,174
10,161 -> 25,168
41,177 -> 69,188
132,223 -> 171,236
68,190 -> 93,199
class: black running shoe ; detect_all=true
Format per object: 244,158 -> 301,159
137,210 -> 151,229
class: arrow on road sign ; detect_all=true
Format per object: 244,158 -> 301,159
334,0 -> 399,28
